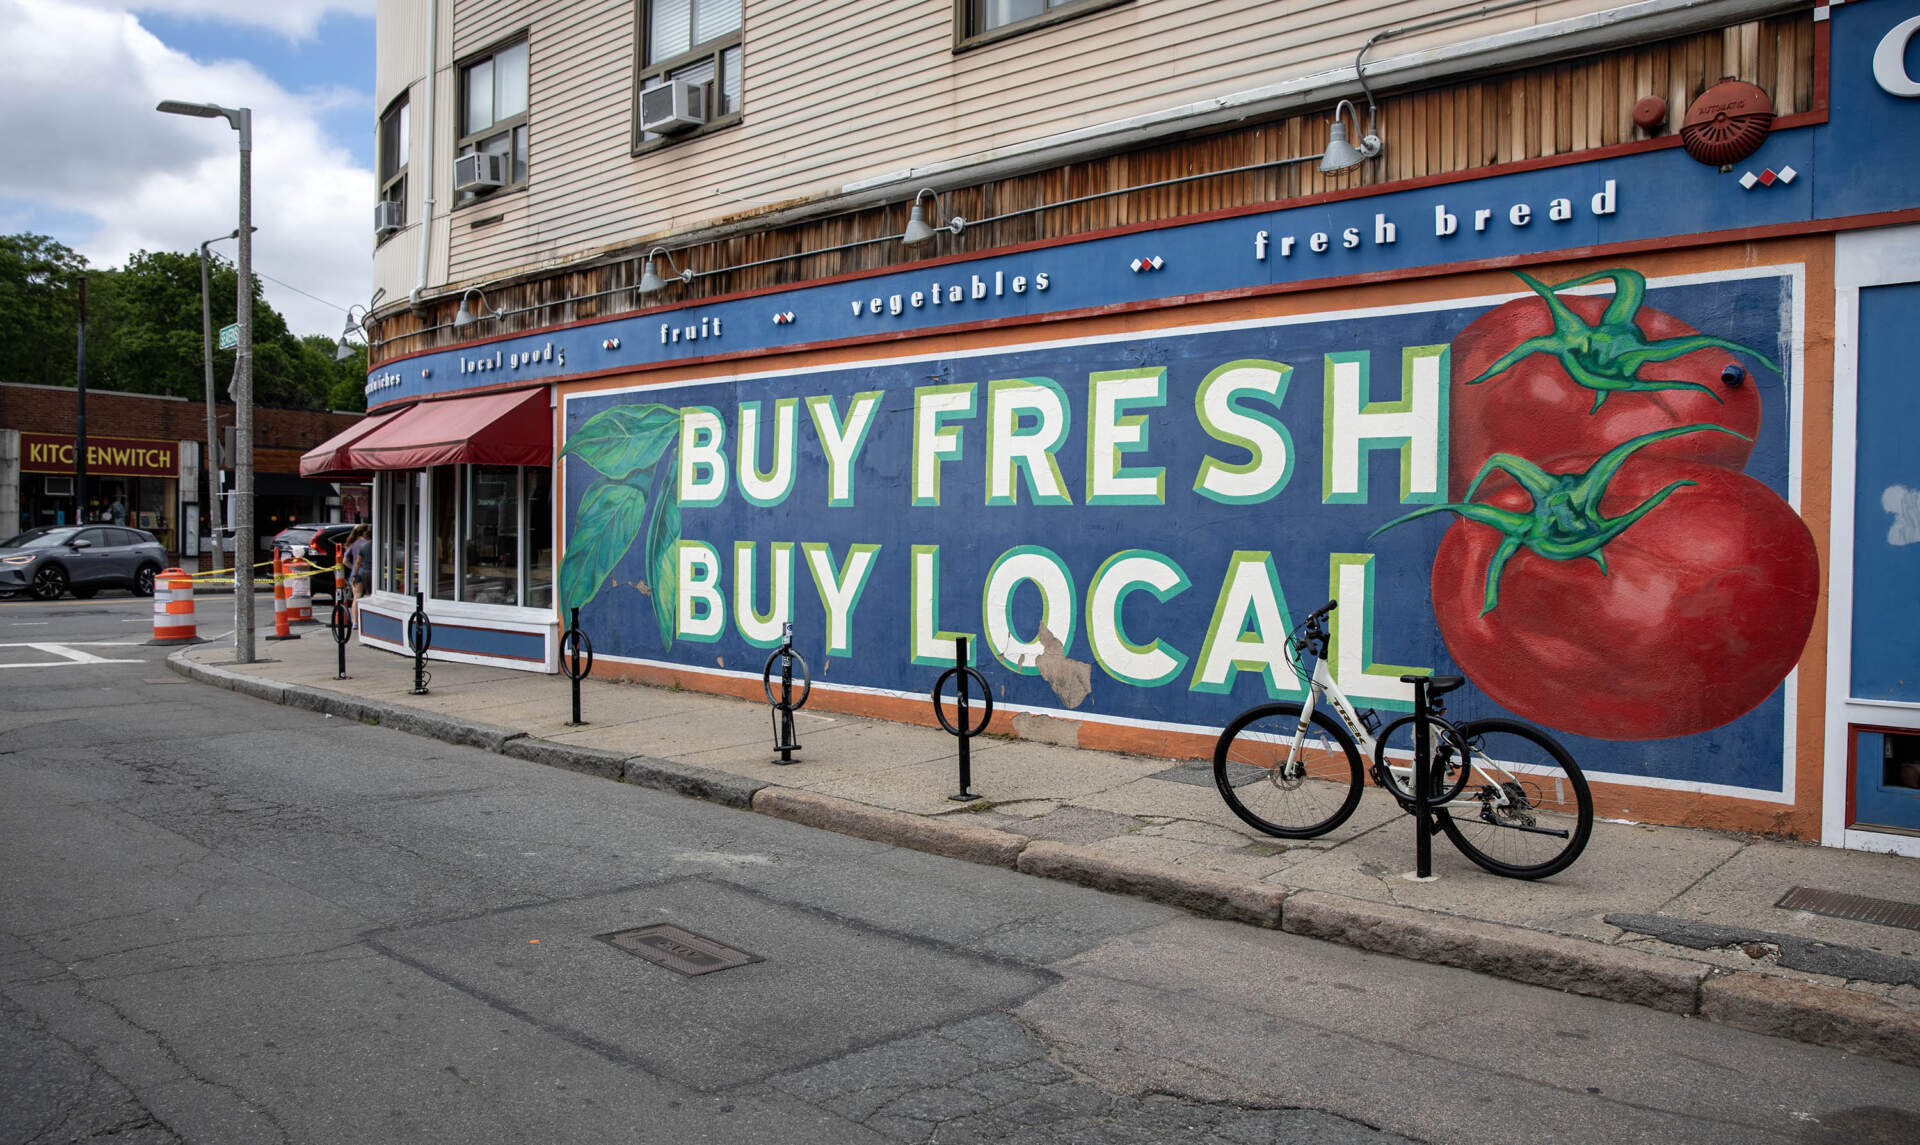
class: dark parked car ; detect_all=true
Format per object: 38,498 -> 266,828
0,526 -> 169,600
271,522 -> 357,601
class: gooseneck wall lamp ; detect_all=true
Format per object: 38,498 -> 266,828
636,247 -> 695,295
453,286 -> 504,329
335,287 -> 389,360
1319,98 -> 1384,174
902,188 -> 966,247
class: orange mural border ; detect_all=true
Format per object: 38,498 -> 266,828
557,234 -> 1838,840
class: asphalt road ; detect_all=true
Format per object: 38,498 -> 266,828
2,594 -> 1916,1144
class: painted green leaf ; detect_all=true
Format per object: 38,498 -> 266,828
559,475 -> 651,616
645,458 -> 680,651
561,404 -> 681,480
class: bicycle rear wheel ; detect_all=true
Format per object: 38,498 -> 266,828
1213,702 -> 1363,839
1435,718 -> 1592,880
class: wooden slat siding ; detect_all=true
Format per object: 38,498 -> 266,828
372,9 -> 1818,362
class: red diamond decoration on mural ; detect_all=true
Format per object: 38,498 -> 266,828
1758,169 -> 1778,186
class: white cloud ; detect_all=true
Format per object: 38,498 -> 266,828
77,0 -> 375,41
4,0 -> 373,338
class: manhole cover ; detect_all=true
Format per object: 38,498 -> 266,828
1776,887 -> 1920,932
600,924 -> 762,976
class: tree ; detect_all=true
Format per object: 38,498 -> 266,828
0,233 -> 89,387
1,233 -> 365,412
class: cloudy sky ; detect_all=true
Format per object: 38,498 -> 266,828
5,0 -> 375,340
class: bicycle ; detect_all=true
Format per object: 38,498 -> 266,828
1212,600 -> 1593,879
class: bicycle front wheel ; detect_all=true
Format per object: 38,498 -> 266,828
1435,718 -> 1592,880
1213,702 -> 1363,839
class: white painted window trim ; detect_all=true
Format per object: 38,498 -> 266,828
1823,224 -> 1920,857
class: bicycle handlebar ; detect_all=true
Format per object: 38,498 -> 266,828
1306,600 -> 1338,622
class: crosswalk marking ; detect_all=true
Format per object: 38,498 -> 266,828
0,641 -> 146,668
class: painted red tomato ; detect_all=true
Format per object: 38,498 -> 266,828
1427,455 -> 1819,741
1450,269 -> 1772,496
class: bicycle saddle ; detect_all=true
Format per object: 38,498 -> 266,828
1400,673 -> 1466,696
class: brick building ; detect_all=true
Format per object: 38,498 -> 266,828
1,382 -> 365,566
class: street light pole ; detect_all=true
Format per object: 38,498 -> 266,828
235,107 -> 255,663
159,98 -> 256,662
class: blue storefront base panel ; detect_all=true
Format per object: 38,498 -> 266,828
358,599 -> 552,669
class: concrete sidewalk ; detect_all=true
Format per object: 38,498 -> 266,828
169,630 -> 1920,1067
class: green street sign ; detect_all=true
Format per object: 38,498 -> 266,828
217,323 -> 238,350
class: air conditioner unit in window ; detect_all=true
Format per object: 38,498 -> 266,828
640,78 -> 708,135
374,198 -> 404,236
454,151 -> 508,194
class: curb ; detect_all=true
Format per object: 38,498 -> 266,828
1015,840 -> 1288,928
752,787 -> 1027,868
166,649 -> 1920,1068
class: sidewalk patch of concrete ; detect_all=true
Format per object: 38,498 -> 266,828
1606,912 -> 1920,988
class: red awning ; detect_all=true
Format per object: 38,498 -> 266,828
299,409 -> 401,479
338,388 -> 552,471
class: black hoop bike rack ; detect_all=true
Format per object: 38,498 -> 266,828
560,607 -> 594,726
406,592 -> 432,696
763,622 -> 811,765
328,597 -> 352,680
931,636 -> 994,802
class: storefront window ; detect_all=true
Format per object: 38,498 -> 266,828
461,466 -> 519,604
432,466 -> 460,598
526,468 -> 553,609
374,464 -> 550,611
380,472 -> 415,594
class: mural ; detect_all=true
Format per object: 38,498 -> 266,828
561,265 -> 1810,796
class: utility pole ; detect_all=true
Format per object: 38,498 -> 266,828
200,234 -> 232,559
75,277 -> 87,525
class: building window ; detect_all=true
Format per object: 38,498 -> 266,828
377,95 -> 408,238
635,0 -> 742,149
957,0 -> 1127,49
456,38 -> 529,203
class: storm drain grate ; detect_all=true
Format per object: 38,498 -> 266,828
1776,887 -> 1920,932
599,924 -> 763,976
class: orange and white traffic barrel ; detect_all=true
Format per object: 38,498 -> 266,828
147,568 -> 202,645
287,555 -> 316,625
266,552 -> 300,642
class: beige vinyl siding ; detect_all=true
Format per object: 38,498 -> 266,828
371,1 -> 452,305
428,0 -> 1770,289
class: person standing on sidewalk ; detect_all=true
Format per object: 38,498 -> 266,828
344,525 -> 372,627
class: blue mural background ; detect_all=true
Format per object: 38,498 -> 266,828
565,271 -> 1799,792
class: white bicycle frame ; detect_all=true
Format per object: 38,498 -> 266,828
1289,653 -> 1530,815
